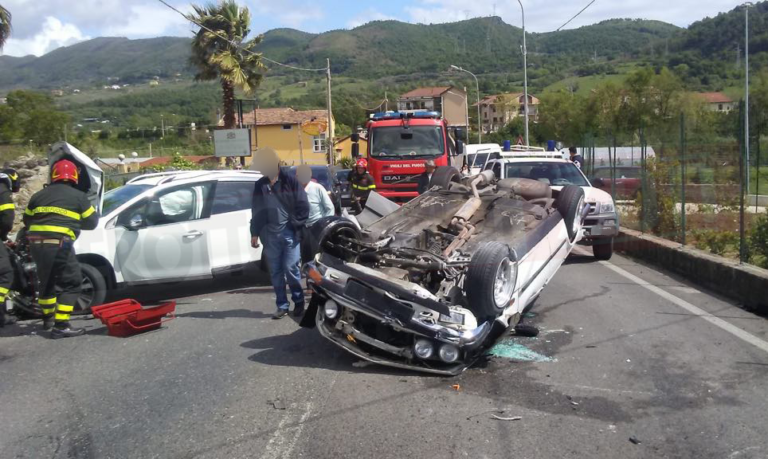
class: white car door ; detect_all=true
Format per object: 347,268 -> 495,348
114,182 -> 214,283
205,180 -> 262,272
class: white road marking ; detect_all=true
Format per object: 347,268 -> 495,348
262,401 -> 314,459
595,257 -> 768,355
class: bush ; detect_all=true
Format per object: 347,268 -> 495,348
691,229 -> 739,256
750,214 -> 768,268
338,156 -> 356,169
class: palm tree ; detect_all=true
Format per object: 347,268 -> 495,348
188,1 -> 265,129
0,4 -> 11,51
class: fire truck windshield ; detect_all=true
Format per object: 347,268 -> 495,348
370,126 -> 444,159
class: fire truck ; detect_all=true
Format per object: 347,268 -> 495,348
350,111 -> 465,201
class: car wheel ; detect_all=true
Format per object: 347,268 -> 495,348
75,264 -> 107,314
593,238 -> 614,261
309,216 -> 361,261
466,242 -> 517,320
428,166 -> 461,190
556,185 -> 586,242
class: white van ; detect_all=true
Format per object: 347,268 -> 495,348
463,143 -> 503,176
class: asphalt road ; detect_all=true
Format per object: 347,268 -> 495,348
1,252 -> 768,459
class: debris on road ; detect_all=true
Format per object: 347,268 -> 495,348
586,345 -> 597,348
352,360 -> 372,368
491,415 -> 522,421
451,384 -> 461,391
268,399 -> 286,410
629,436 -> 641,445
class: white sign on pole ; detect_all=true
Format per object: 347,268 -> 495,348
214,129 -> 251,157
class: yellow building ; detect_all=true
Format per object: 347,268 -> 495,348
333,134 -> 368,162
237,108 -> 335,166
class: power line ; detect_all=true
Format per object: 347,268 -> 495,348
556,0 -> 597,32
156,0 -> 326,72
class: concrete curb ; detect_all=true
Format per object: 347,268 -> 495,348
614,227 -> 768,314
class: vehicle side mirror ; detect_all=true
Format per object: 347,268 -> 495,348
454,128 -> 466,141
351,143 -> 360,158
126,214 -> 144,231
351,133 -> 360,143
456,140 -> 464,155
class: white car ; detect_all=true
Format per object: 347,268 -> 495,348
483,148 -> 618,260
74,170 -> 264,309
463,143 -> 502,176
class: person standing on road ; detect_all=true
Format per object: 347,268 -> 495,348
297,164 -> 334,263
250,149 -> 309,320
417,159 -> 437,194
0,169 -> 20,327
23,160 -> 99,338
569,146 -> 584,170
349,158 -> 375,214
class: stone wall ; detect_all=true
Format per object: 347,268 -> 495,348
3,153 -> 49,234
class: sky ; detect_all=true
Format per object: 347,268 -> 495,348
0,0 -> 745,57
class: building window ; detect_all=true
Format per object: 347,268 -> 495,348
282,124 -> 292,130
492,106 -> 496,113
313,134 -> 326,153
718,104 -> 723,111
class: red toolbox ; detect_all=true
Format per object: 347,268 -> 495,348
91,300 -> 176,337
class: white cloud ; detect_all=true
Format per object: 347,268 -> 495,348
3,17 -> 89,57
102,3 -> 193,38
347,8 -> 399,29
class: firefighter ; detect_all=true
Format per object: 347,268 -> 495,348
23,160 -> 99,338
0,168 -> 20,327
349,158 -> 376,214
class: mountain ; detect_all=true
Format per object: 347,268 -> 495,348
0,17 -> 681,92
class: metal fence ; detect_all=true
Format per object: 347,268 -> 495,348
579,103 -> 768,268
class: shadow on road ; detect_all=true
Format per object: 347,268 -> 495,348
563,252 -> 597,265
177,309 -> 273,320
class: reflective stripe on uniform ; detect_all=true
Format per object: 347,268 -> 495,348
0,296 -> 5,302
28,225 -> 76,240
57,304 -> 74,313
54,313 -> 70,322
0,203 -> 15,211
81,206 -> 96,219
42,308 -> 55,315
352,184 -> 376,191
26,206 -> 81,220
0,286 -> 8,295
39,297 -> 57,305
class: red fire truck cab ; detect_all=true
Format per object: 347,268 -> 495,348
352,111 -> 465,201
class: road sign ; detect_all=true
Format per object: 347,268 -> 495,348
213,129 -> 251,157
301,120 -> 328,136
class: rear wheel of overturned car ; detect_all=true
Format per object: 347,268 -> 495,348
593,237 -> 614,260
556,185 -> 586,242
428,166 -> 461,190
466,242 -> 517,320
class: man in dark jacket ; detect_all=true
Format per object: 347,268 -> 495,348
569,146 -> 584,170
0,169 -> 19,327
24,160 -> 99,338
417,159 -> 437,194
250,148 -> 310,319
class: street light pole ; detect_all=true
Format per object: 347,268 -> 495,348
517,0 -> 530,146
745,3 -> 752,196
326,58 -> 335,167
451,65 -> 481,144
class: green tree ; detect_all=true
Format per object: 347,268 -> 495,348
3,90 -> 70,146
189,1 -> 265,129
0,4 -> 10,50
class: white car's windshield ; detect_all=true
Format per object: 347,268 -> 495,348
505,161 -> 589,187
370,126 -> 444,159
102,185 -> 152,215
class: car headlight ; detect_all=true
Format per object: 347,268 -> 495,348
413,339 -> 435,359
438,344 -> 460,363
600,202 -> 615,213
323,300 -> 339,319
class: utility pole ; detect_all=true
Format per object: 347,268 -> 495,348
161,115 -> 165,139
326,58 -> 334,166
517,0 -> 530,146
745,3 -> 752,196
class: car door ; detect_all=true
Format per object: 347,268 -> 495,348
206,180 -> 261,272
114,182 -> 214,283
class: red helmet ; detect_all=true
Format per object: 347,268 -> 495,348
51,160 -> 79,184
355,158 -> 368,169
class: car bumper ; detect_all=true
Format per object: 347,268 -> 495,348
581,213 -> 619,240
307,260 -> 493,376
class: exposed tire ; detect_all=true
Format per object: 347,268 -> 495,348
556,185 -> 586,242
428,166 -> 461,190
593,237 -> 614,261
75,264 -> 107,314
514,323 -> 539,337
466,242 -> 517,320
309,216 -> 361,261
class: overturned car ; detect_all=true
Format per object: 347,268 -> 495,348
301,167 -> 589,375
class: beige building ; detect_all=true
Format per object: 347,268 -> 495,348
397,86 -> 468,128
477,93 -> 540,133
697,92 -> 735,113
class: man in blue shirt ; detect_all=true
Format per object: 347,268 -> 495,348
251,149 -> 310,319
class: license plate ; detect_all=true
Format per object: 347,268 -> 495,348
344,281 -> 414,321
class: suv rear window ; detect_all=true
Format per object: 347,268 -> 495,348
212,182 -> 255,215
